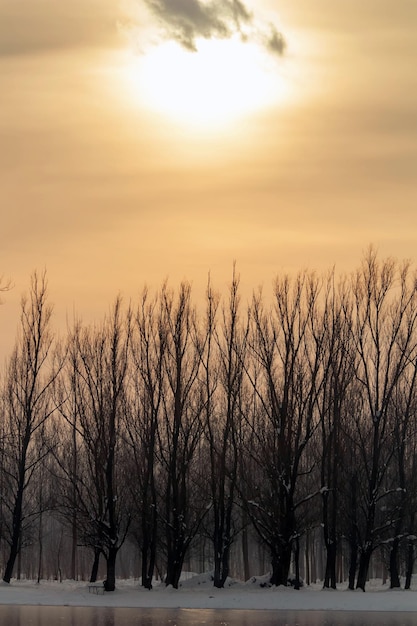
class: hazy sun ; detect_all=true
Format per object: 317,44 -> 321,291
123,37 -> 289,129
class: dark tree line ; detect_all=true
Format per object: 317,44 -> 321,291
1,251 -> 417,591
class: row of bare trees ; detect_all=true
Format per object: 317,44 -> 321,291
1,251 -> 417,591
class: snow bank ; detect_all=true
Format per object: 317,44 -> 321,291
0,576 -> 416,612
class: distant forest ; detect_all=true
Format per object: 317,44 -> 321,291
1,249 -> 417,592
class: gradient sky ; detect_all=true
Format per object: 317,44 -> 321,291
1,0 -> 417,355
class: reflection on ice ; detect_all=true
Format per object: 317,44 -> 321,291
0,607 -> 416,626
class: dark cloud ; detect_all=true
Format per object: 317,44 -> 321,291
266,25 -> 286,55
143,0 -> 229,50
144,0 -> 285,55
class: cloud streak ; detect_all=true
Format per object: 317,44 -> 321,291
143,0 -> 285,55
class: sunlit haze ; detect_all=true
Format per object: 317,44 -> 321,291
1,0 -> 417,356
122,37 -> 292,129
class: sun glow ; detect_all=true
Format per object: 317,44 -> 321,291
123,37 -> 289,129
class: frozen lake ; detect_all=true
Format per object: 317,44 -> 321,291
0,606 -> 416,626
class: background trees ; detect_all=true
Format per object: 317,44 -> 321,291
2,253 -> 417,590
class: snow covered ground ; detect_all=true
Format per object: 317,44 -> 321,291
0,573 -> 416,612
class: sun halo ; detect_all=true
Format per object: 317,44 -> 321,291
123,37 -> 289,130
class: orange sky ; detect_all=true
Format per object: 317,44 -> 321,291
1,0 -> 417,356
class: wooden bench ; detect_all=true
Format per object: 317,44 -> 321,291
88,584 -> 105,595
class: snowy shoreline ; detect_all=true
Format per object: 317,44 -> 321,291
0,576 -> 416,612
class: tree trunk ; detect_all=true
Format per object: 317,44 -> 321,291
212,508 -> 232,589
89,549 -> 101,583
142,545 -> 155,589
71,516 -> 77,580
270,545 -> 292,586
404,540 -> 414,590
56,528 -> 63,582
242,520 -> 251,582
3,485 -> 24,583
324,541 -> 337,589
356,548 -> 372,591
293,536 -> 301,589
17,541 -> 22,581
165,550 -> 185,589
348,537 -> 358,590
141,479 -> 157,590
3,541 -> 18,583
165,501 -> 187,589
305,529 -> 311,586
389,537 -> 401,588
37,508 -> 43,584
323,487 -> 337,589
213,538 -> 231,588
104,547 -> 118,592
348,474 -> 358,590
141,520 -> 157,591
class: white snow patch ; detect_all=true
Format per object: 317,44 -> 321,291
0,576 -> 416,612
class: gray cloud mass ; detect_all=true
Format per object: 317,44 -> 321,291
266,24 -> 286,55
144,0 -> 285,55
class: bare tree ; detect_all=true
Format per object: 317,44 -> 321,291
317,274 -> 356,588
1,271 -> 59,583
126,288 -> 167,589
349,250 -> 417,590
403,444 -> 417,589
203,271 -> 248,588
244,272 -> 323,586
52,321 -> 86,581
386,361 -> 417,588
55,298 -> 132,591
158,283 -> 207,589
